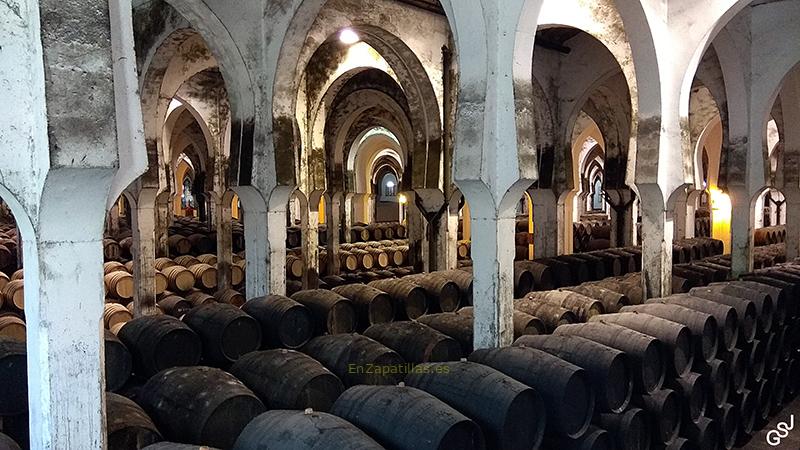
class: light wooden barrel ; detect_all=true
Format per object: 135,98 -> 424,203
105,272 -> 134,300
104,303 -> 133,330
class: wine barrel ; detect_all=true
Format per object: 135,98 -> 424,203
681,416 -> 718,450
597,408 -> 650,450
350,226 -> 370,242
233,410 -> 384,450
241,295 -> 314,349
105,330 -> 132,392
286,255 -> 304,278
139,366 -> 265,449
366,247 -> 390,269
708,402 -> 738,450
339,251 -> 359,272
187,233 -> 214,254
1,279 -> 24,311
182,303 -> 261,366
10,268 -> 22,280
161,266 -> 195,292
104,238 -> 122,261
553,322 -> 665,394
0,315 -> 25,342
620,303 -> 718,363
214,288 -> 245,307
231,262 -> 245,286
701,283 -> 774,333
514,298 -> 577,332
417,312 -> 475,355
158,295 -> 192,318
0,433 -> 20,450
291,290 -> 357,335
469,346 -> 594,438
175,255 -> 201,267
104,303 -> 133,330
184,290 -> 216,308
155,270 -> 168,295
514,334 -> 631,413
694,358 -> 730,408
230,349 -> 343,411
0,337 -> 27,415
460,307 -> 546,338
167,234 -> 192,255
351,249 -> 375,270
665,371 -> 706,422
106,392 -> 162,449
368,279 -> 428,319
535,258 -> 574,287
437,269 -> 474,306
405,361 -> 545,450
154,257 -> 177,271
105,272 -> 134,300
104,261 -> 127,275
332,284 -> 395,329
197,254 -> 217,265
658,293 -> 745,349
302,334 -> 405,386
403,273 -> 460,312
526,290 -> 604,321
117,315 -> 202,377
331,385 -> 484,450
732,388 -> 757,436
590,312 -> 693,378
719,348 -> 747,395
364,321 -> 462,363
188,263 -> 217,289
632,388 -> 681,445
567,284 -> 629,314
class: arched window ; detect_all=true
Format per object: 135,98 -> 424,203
379,172 -> 398,200
591,176 -> 604,211
182,176 -> 195,209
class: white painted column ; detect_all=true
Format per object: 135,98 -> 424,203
302,194 -> 320,288
235,186 -> 269,299
326,193 -> 343,275
404,192 -> 429,272
637,183 -> 672,298
267,186 -> 291,296
215,192 -> 234,290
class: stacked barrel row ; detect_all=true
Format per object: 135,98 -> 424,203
573,216 -> 613,253
695,208 -> 712,238
754,226 -> 786,247
0,268 -> 24,342
0,225 -> 19,275
313,221 -> 407,247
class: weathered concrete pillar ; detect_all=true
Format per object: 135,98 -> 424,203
637,184 -> 672,298
784,187 -> 800,261
557,191 -> 574,254
326,192 -> 343,275
728,185 -> 754,276
303,191 -> 322,288
443,200 -> 460,270
130,187 -> 160,316
528,189 -> 557,258
440,0 -> 540,349
404,191 -> 429,272
670,187 -> 689,241
267,187 -> 291,296
215,191 -> 234,290
606,188 -> 635,247
343,192 -> 355,243
414,188 -> 449,272
235,186 -> 269,298
155,191 -> 172,257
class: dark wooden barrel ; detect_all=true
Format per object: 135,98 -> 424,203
106,392 -> 162,449
301,334 -> 404,386
719,348 -> 747,394
405,361 -> 545,450
567,284 -> 629,313
332,284 -> 395,329
620,303 -> 718,363
660,293 -> 745,349
535,258 -> 574,287
117,315 -> 202,377
436,270 -> 474,306
291,290 -> 357,334
139,366 -> 265,449
468,346 -> 594,438
158,295 -> 193,318
511,264 -> 535,297
733,280 -> 789,322
514,298 -> 577,332
708,402 -> 738,450
553,322 -> 665,394
232,410 -> 384,450
701,283 -> 774,334
665,371 -> 706,422
597,408 -> 650,450
182,303 -> 261,366
590,312 -> 693,378
368,278 -> 429,319
514,334 -> 631,413
230,349 -> 343,412
364,321 -> 462,363
515,261 -> 554,290
187,233 -> 215,254
525,290 -> 604,321
331,385 -> 484,450
543,425 -> 612,450
745,338 -> 767,383
633,388 -> 681,445
694,358 -> 730,408
555,255 -> 591,284
732,388 -> 757,436
459,307 -> 546,338
403,273 -> 460,312
682,416 -> 718,450
0,337 -> 27,415
571,253 -> 607,281
417,311 -> 475,355
0,433 -> 20,450
105,330 -> 132,392
240,295 -> 314,349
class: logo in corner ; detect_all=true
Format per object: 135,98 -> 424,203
766,414 -> 794,447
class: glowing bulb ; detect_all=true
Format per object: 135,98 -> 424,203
339,28 -> 360,45
398,194 -> 407,204
386,180 -> 395,188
